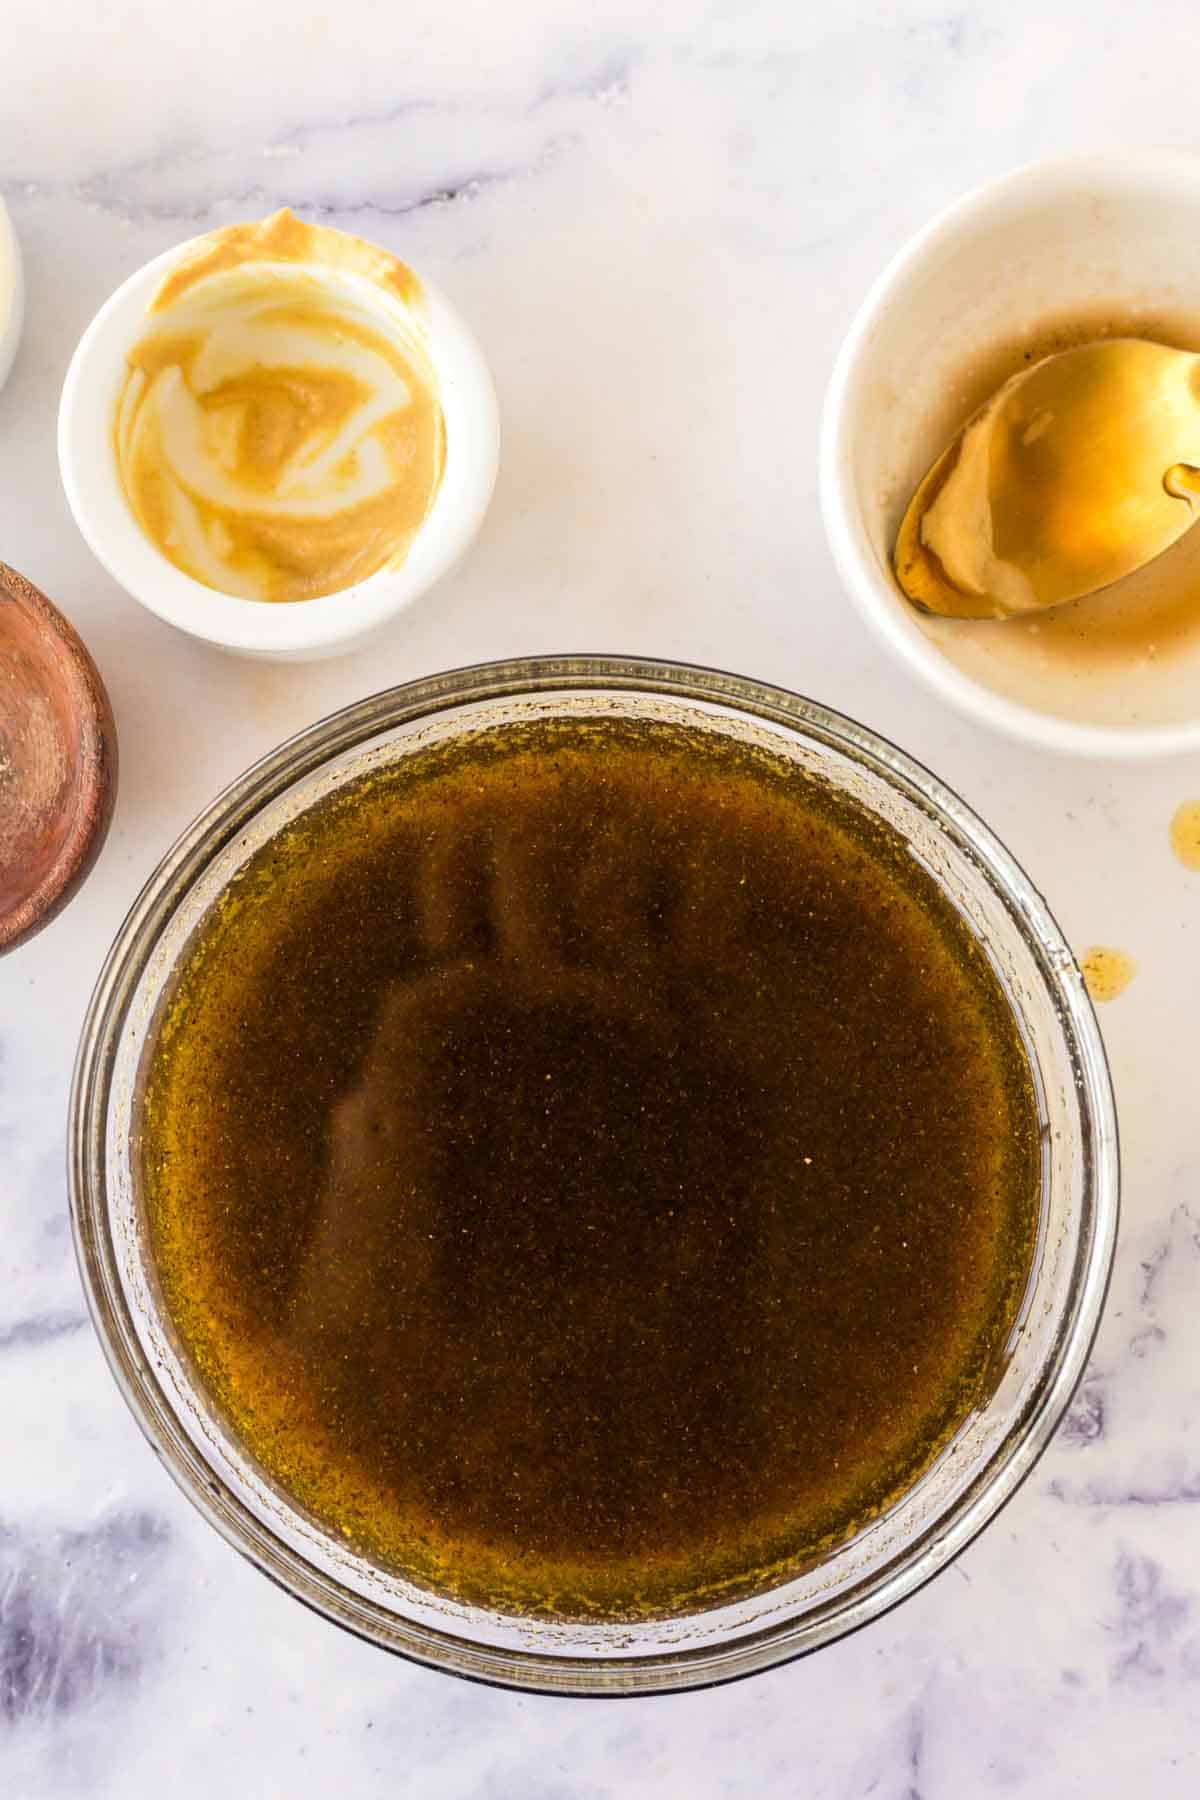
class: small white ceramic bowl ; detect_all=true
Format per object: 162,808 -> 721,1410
0,199 -> 24,394
59,237 -> 499,661
821,151 -> 1200,758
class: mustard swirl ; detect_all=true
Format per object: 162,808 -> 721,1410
115,212 -> 444,604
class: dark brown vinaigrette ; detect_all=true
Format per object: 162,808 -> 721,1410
140,716 -> 1040,1620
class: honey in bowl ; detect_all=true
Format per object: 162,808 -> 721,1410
906,308 -> 1200,731
114,211 -> 445,603
139,716 -> 1040,1620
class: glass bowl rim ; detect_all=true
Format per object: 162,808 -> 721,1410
68,653 -> 1119,1697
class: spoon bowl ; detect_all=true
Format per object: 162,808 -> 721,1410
896,337 -> 1200,619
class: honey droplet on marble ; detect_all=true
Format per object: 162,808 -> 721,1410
1080,946 -> 1137,1003
1169,800 -> 1200,871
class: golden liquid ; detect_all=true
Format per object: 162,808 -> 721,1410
921,310 -> 1200,660
1169,799 -> 1200,870
115,212 -> 444,603
897,335 -> 1200,621
1080,945 -> 1137,1003
140,719 -> 1040,1620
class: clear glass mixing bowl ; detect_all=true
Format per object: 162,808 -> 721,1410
69,656 -> 1118,1696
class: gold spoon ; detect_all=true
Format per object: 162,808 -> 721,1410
894,337 -> 1200,620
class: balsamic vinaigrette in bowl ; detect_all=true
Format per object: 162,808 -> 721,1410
139,716 -> 1039,1620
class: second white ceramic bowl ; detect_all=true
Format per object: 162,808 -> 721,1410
821,151 -> 1200,758
0,199 -> 24,395
59,238 -> 499,661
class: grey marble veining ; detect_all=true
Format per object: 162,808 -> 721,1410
4,1 -> 1200,1793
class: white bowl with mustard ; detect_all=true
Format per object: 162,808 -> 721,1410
59,211 -> 499,661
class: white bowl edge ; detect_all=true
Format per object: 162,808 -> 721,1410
0,199 -> 25,395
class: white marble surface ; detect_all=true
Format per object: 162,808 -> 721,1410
3,2 -> 1200,1792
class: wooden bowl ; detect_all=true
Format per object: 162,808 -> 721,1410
0,562 -> 118,951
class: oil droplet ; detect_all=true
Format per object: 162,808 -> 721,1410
1169,800 -> 1200,870
1080,946 -> 1137,1003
